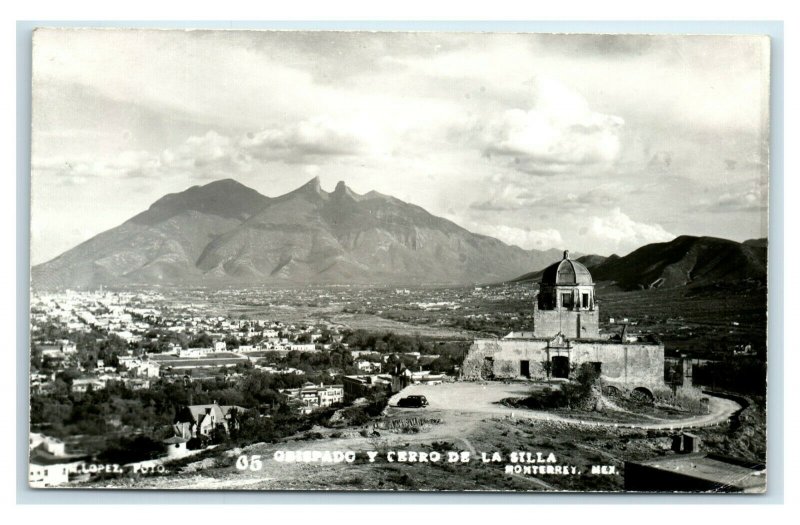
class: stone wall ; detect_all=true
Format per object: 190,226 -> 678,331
533,307 -> 600,339
461,337 -> 667,394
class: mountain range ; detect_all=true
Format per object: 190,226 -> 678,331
511,235 -> 767,290
32,178 -> 768,290
32,178 -> 566,288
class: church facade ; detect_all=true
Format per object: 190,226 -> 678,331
461,251 -> 669,399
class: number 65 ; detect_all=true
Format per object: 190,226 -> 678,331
235,454 -> 262,471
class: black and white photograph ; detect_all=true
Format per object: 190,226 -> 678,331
27,28 -> 770,493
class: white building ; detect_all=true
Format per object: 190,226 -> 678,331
356,360 -> 381,373
29,433 -> 65,456
29,462 -> 70,487
179,347 -> 212,358
288,343 -> 316,352
71,378 -> 106,393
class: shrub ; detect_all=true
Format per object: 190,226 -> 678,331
98,435 -> 165,464
517,363 -> 600,410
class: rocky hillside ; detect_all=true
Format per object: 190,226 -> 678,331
32,177 -> 564,287
511,236 -> 767,290
589,235 -> 767,290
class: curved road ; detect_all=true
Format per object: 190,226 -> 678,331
388,382 -> 740,431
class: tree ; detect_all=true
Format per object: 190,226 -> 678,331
189,333 -> 213,348
210,422 -> 228,444
57,368 -> 81,386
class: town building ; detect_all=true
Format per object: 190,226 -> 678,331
179,347 -> 213,358
173,403 -> 246,439
288,343 -> 316,352
29,458 -> 70,487
355,360 -> 381,373
342,374 -> 406,403
71,378 -> 106,393
29,432 -> 65,456
28,432 -> 85,488
461,251 -> 669,398
282,383 -> 344,413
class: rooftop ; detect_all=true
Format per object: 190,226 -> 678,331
540,250 -> 593,286
632,454 -> 766,493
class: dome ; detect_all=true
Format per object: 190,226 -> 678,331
540,250 -> 593,285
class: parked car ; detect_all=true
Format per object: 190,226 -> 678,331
397,395 -> 428,408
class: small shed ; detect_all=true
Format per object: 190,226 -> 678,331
163,436 -> 190,459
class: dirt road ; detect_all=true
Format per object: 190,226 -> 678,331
388,382 -> 740,430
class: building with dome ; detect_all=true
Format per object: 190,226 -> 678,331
461,250 -> 668,399
533,250 -> 600,339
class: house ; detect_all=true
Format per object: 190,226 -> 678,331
39,345 -> 66,360
30,372 -> 54,393
342,374 -> 404,403
29,432 -> 65,456
179,347 -> 213,358
29,435 -> 85,488
355,360 -> 381,373
29,459 -> 70,487
120,357 -> 160,378
130,359 -> 160,378
173,403 -> 246,439
71,378 -> 106,393
123,378 -> 151,390
282,383 -> 344,413
111,330 -> 141,343
60,341 -> 78,354
288,343 -> 316,352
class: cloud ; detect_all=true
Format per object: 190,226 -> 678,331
468,183 -> 528,211
239,117 -> 371,163
160,131 -> 237,172
470,182 -> 625,212
32,150 -> 160,182
478,225 -> 565,250
35,116 -> 378,186
712,187 -> 768,212
473,76 -> 624,175
584,208 -> 673,252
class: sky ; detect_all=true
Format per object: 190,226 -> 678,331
30,30 -> 770,265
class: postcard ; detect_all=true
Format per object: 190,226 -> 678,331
28,29 -> 769,492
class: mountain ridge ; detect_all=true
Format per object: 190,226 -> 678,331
33,178 -> 565,288
510,236 -> 767,290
